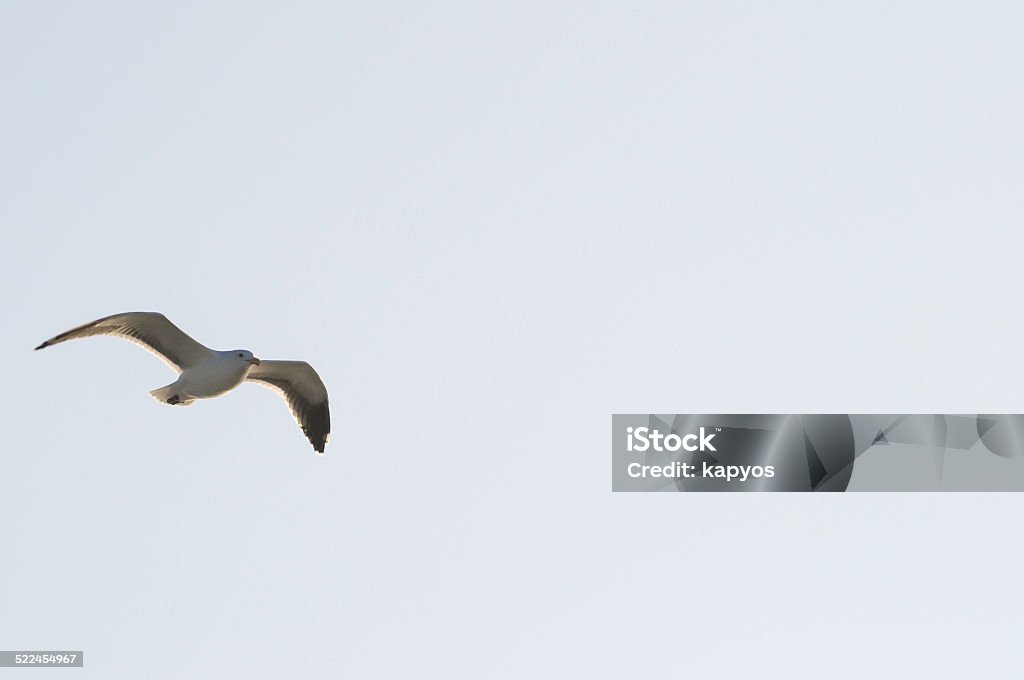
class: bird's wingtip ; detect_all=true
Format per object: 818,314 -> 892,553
34,341 -> 48,350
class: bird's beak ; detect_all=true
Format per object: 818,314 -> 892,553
249,357 -> 261,366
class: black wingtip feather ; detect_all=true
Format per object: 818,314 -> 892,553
35,341 -> 48,350
304,401 -> 331,454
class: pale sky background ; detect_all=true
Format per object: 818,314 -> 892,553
3,2 -> 1023,677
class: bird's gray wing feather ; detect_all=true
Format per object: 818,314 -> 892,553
35,312 -> 215,372
246,360 -> 331,454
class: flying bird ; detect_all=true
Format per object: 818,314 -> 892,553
35,312 -> 330,454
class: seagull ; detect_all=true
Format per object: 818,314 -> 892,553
35,312 -> 331,454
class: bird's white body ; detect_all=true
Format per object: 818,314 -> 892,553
150,351 -> 258,405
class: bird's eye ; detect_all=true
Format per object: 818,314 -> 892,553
238,353 -> 243,357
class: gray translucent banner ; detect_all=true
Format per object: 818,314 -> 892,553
0,651 -> 83,667
612,414 -> 1024,492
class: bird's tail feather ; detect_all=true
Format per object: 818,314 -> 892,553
150,383 -> 194,406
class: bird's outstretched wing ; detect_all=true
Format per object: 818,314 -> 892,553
246,360 -> 331,454
35,312 -> 215,372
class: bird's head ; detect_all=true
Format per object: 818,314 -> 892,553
231,349 -> 261,366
